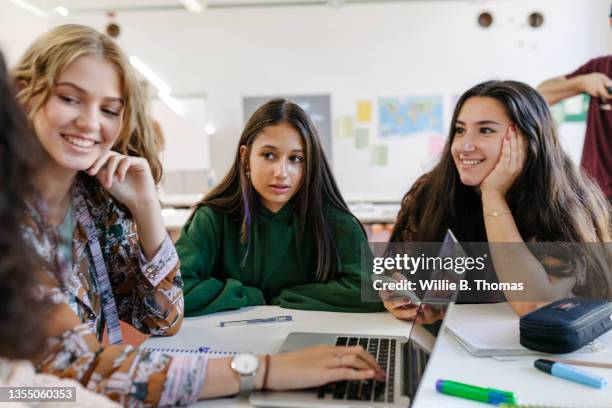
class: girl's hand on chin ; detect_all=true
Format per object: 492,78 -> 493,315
479,125 -> 526,196
87,151 -> 157,211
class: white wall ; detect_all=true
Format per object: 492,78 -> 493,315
0,2 -> 48,65
1,0 -> 608,200
152,96 -> 210,172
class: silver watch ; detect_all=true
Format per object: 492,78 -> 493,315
230,353 -> 260,395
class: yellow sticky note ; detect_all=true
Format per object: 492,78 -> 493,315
356,100 -> 372,123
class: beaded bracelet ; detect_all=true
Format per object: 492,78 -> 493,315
484,210 -> 512,217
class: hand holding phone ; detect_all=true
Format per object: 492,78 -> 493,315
373,273 -> 421,305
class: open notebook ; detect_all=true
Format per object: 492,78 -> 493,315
445,303 -> 603,357
444,303 -> 538,357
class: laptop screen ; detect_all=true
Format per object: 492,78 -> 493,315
420,229 -> 464,305
404,229 -> 464,400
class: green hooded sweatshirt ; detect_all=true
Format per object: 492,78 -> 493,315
176,201 -> 383,316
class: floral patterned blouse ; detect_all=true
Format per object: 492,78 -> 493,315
23,173 -> 208,407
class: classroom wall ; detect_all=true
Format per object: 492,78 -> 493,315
1,0 -> 609,200
0,2 -> 49,65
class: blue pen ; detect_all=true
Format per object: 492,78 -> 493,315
534,359 -> 608,389
219,315 -> 293,327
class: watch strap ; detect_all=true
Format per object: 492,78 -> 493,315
238,373 -> 255,395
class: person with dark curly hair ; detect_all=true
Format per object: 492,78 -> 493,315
0,49 -> 119,407
0,48 -> 45,364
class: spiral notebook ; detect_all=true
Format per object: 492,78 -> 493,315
142,346 -> 239,358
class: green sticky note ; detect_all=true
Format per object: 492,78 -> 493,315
355,128 -> 369,149
371,145 -> 388,166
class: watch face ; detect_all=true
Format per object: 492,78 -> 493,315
231,353 -> 260,375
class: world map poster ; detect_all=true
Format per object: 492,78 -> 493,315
378,96 -> 443,138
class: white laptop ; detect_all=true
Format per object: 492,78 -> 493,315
250,230 -> 463,408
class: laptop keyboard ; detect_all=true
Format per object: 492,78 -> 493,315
316,336 -> 396,403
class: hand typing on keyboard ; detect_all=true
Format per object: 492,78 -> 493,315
262,343 -> 385,391
317,336 -> 396,403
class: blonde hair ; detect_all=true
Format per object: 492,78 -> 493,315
12,24 -> 162,183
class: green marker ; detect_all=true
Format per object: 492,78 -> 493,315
436,379 -> 517,405
499,405 -> 564,408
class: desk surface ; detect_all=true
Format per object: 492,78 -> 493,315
412,303 -> 612,408
142,306 -> 416,407
143,304 -> 612,407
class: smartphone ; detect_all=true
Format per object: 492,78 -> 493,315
372,274 -> 422,306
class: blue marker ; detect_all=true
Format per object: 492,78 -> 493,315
534,359 -> 608,389
219,315 -> 293,327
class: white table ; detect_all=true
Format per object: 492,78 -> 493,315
412,304 -> 612,408
159,193 -> 203,208
143,303 -> 612,407
161,208 -> 191,230
142,306 -> 421,407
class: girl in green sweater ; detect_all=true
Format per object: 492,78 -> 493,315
177,99 -> 383,316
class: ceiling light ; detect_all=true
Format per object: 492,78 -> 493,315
129,56 -> 172,95
157,92 -> 185,117
205,124 -> 216,135
56,6 -> 69,16
180,0 -> 204,13
8,0 -> 48,18
129,55 -> 184,116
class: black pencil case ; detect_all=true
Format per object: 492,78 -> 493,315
519,298 -> 612,354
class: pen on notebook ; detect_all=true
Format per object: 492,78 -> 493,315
219,315 -> 293,327
534,359 -> 608,389
436,379 -> 517,405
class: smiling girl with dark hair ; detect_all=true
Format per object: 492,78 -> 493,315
178,98 -> 383,315
384,80 -> 611,321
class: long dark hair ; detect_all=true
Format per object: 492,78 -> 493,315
194,98 -> 360,282
0,51 -> 49,359
391,80 -> 611,296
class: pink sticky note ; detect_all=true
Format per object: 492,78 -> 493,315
427,134 -> 445,156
